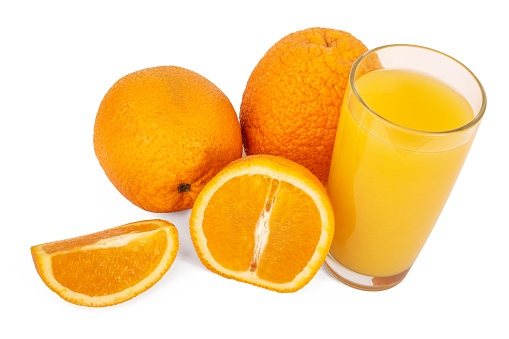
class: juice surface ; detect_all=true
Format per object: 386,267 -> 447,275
357,69 -> 473,131
327,68 -> 474,277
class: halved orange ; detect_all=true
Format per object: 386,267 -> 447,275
31,219 -> 178,307
190,155 -> 335,292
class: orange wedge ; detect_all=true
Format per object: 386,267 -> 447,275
31,219 -> 178,307
190,155 -> 335,292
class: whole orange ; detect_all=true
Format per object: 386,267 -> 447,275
94,66 -> 242,213
240,27 -> 368,185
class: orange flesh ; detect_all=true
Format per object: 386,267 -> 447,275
202,174 -> 322,283
50,229 -> 167,296
257,181 -> 321,283
202,174 -> 271,271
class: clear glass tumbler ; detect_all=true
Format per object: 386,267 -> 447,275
324,45 -> 486,291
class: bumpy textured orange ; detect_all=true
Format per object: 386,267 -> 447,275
240,28 -> 368,184
94,66 -> 242,212
190,155 -> 335,292
31,219 -> 179,307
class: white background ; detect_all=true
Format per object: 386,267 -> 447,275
2,1 -> 507,338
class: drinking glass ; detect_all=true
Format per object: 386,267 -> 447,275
324,45 -> 486,291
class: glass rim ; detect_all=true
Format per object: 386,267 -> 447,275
349,44 -> 487,135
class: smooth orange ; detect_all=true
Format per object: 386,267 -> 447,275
94,66 -> 242,213
190,155 -> 335,292
31,220 -> 178,307
240,27 -> 368,184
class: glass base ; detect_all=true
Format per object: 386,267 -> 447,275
324,254 -> 410,291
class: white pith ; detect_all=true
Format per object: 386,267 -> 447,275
249,178 -> 280,272
67,231 -> 157,251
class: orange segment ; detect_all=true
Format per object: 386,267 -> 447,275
31,219 -> 178,307
257,180 -> 322,284
202,174 -> 271,271
190,155 -> 335,292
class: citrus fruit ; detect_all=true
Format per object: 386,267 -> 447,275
94,66 -> 242,213
240,27 -> 368,184
190,155 -> 335,292
31,219 -> 178,307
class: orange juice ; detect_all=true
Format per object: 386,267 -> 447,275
327,68 -> 475,277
